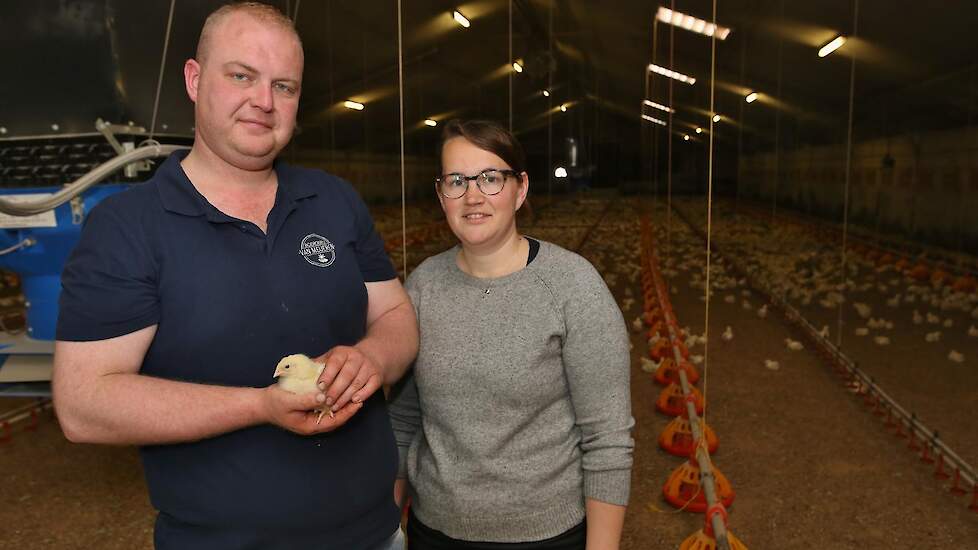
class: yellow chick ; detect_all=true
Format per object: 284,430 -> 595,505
274,353 -> 333,424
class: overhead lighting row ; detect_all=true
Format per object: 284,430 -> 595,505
648,63 -> 696,85
452,10 -> 470,28
819,35 -> 846,57
643,99 -> 674,113
656,7 -> 731,40
641,114 -> 667,126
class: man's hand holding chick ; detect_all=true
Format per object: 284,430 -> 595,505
265,353 -> 363,436
313,345 -> 384,415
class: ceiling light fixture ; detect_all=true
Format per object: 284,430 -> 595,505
542,90 -> 550,97
424,119 -> 437,127
452,10 -> 470,28
641,114 -> 667,126
343,100 -> 365,111
745,92 -> 758,103
643,99 -> 674,113
512,61 -> 523,73
656,7 -> 731,40
683,134 -> 690,141
695,127 -> 703,134
554,166 -> 568,178
712,114 -> 721,123
560,104 -> 568,112
818,35 -> 846,58
648,63 -> 696,85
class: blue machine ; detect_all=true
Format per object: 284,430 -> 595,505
0,184 -> 129,341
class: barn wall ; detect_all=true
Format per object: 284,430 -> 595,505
738,126 -> 978,251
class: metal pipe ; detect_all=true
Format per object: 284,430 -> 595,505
645,230 -> 731,550
0,143 -> 187,216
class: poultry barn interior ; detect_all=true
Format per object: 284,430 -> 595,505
0,0 -> 976,548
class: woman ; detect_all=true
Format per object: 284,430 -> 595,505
388,119 -> 633,549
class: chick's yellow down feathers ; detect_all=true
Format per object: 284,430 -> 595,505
274,353 -> 332,423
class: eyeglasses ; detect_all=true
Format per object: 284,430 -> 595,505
435,169 -> 519,199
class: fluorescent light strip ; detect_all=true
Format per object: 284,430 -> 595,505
818,35 -> 846,58
648,63 -> 696,85
657,7 -> 731,40
453,10 -> 470,28
643,99 -> 674,113
642,114 -> 667,126
343,100 -> 364,111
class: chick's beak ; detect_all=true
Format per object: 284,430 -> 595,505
273,363 -> 286,378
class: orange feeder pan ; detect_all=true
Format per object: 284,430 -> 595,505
931,269 -> 950,286
952,275 -> 976,293
655,359 -> 700,386
649,339 -> 671,360
680,529 -> 749,550
656,382 -> 704,417
909,263 -> 930,281
642,309 -> 662,326
659,415 -> 719,457
679,505 -> 749,550
663,457 -> 735,513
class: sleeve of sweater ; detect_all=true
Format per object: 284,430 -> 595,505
559,254 -> 635,506
386,266 -> 424,478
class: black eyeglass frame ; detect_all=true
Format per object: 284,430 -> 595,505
434,169 -> 521,199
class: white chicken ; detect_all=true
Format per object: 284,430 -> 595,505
274,354 -> 332,424
785,338 -> 804,351
721,326 -> 734,342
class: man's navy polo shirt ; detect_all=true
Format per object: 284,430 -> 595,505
57,151 -> 400,549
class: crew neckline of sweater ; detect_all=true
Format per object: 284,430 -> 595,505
448,237 -> 550,292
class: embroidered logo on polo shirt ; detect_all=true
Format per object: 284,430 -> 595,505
299,233 -> 336,267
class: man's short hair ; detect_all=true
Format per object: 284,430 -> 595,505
196,2 -> 302,64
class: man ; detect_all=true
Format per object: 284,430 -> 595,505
52,3 -> 417,549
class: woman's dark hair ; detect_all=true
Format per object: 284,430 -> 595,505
441,119 -> 527,173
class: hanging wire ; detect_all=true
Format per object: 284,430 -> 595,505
509,0 -> 514,132
772,0 -> 783,228
149,0 -> 177,140
292,0 -> 301,21
735,34 -> 745,213
397,0 -> 407,277
701,0 -> 719,426
547,0 -> 553,203
836,0 -> 860,347
651,17 -> 659,206
666,0 -> 675,259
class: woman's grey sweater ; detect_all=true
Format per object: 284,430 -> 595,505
388,240 -> 634,543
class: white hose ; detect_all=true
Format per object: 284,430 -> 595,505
0,143 -> 189,217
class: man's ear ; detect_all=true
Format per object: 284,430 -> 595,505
184,59 -> 202,103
